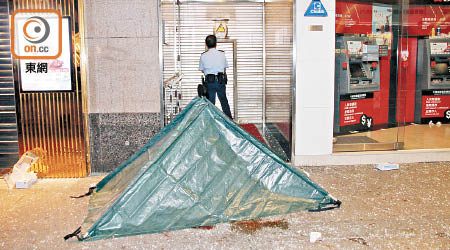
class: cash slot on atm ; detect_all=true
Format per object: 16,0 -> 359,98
430,57 -> 450,86
349,60 -> 376,85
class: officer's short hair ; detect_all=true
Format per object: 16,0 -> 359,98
205,35 -> 217,48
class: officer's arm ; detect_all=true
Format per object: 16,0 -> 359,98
224,54 -> 229,68
199,55 -> 205,73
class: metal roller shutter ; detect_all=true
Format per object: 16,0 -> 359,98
162,0 -> 292,124
162,1 -> 263,123
265,1 -> 293,123
0,0 -> 19,169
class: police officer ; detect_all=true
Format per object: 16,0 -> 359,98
199,35 -> 232,119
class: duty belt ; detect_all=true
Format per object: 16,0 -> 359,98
205,73 -> 227,84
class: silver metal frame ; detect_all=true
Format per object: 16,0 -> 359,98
158,1 -> 165,129
262,2 -> 266,136
333,142 -> 404,152
217,39 -> 239,120
174,1 -> 180,73
290,0 -> 296,160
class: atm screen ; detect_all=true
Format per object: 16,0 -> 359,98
432,63 -> 450,75
349,63 -> 366,78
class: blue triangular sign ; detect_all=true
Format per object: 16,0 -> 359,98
304,0 -> 328,17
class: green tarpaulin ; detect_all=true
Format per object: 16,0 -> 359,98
76,97 -> 339,241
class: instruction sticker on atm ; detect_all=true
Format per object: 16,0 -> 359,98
430,42 -> 450,54
346,41 -> 362,54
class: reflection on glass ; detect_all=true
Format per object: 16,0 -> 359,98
334,0 -> 450,152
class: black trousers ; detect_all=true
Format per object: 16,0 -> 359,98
207,80 -> 232,119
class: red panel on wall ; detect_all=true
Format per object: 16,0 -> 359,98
397,38 -> 418,123
407,6 -> 450,36
340,98 -> 374,126
421,95 -> 450,118
336,1 -> 372,34
372,51 -> 391,126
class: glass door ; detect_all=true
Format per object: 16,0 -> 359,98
263,0 -> 293,161
333,0 -> 406,152
397,1 -> 450,150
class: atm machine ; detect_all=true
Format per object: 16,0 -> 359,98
415,38 -> 450,124
334,36 -> 381,133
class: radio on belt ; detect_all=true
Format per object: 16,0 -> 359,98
335,36 -> 380,94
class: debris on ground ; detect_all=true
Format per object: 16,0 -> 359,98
310,232 -> 322,243
4,151 -> 40,189
376,163 -> 399,171
231,219 -> 289,234
435,232 -> 450,239
348,237 -> 368,245
1,163 -> 448,249
192,225 -> 215,230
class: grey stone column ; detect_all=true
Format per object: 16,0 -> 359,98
84,0 -> 161,173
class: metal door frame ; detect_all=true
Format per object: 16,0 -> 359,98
217,39 -> 238,120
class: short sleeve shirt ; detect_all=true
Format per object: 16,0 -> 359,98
199,48 -> 228,75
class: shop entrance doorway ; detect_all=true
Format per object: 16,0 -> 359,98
160,0 -> 293,160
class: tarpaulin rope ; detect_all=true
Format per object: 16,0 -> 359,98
70,186 -> 96,199
64,226 -> 82,241
308,200 -> 342,212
